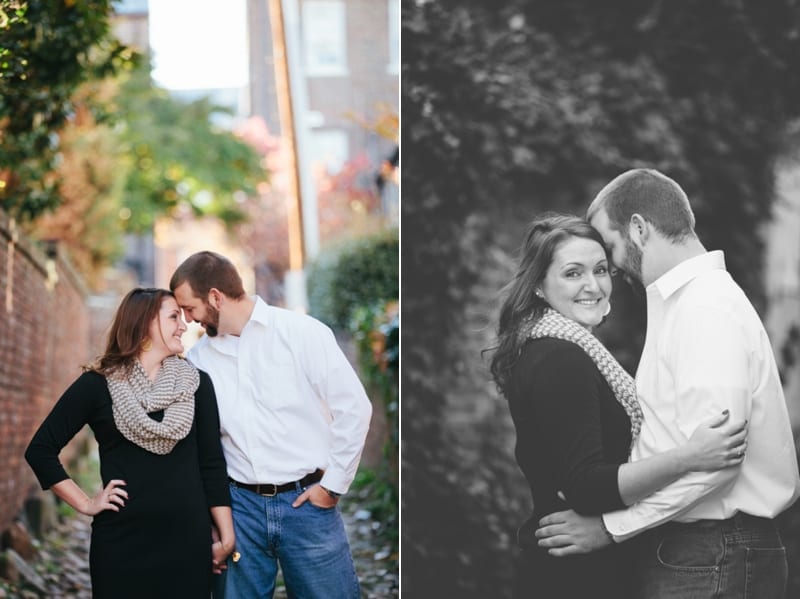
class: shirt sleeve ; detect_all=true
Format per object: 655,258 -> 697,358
512,339 -> 626,514
302,320 -> 372,495
604,304 -> 750,540
194,370 -> 231,508
25,372 -> 99,490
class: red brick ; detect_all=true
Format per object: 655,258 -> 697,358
0,212 -> 91,534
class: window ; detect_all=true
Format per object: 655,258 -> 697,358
309,129 -> 349,174
114,0 -> 149,14
302,1 -> 348,76
388,0 -> 399,74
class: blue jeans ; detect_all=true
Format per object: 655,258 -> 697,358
634,512 -> 787,599
213,482 -> 360,599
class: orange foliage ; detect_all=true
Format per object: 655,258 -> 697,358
233,117 -> 386,279
315,153 -> 384,246
344,102 -> 399,143
233,117 -> 291,277
27,80 -> 125,289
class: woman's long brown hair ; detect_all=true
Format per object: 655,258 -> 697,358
489,213 -> 608,396
88,288 -> 174,377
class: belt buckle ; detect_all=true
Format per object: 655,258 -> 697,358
258,483 -> 277,497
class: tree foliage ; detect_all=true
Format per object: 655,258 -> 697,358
2,0 -> 267,284
403,1 -> 800,596
0,0 -> 130,220
307,229 -> 399,329
115,60 -> 266,233
27,79 -> 128,288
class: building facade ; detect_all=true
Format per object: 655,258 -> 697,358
248,0 -> 399,176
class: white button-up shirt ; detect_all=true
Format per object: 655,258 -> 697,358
604,251 -> 800,540
186,297 -> 372,495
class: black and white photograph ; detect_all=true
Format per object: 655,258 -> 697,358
402,1 -> 800,597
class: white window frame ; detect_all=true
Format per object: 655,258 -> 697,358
309,129 -> 349,174
302,0 -> 348,77
387,0 -> 399,75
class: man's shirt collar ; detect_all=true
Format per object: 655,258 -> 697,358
649,250 -> 726,300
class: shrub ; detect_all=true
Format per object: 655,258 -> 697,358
307,229 -> 398,329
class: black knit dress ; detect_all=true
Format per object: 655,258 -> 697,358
26,369 -> 230,599
506,337 -> 635,599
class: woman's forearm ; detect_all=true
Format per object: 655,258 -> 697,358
210,506 -> 235,551
51,477 -> 128,515
617,411 -> 746,505
617,446 -> 689,505
51,479 -> 92,515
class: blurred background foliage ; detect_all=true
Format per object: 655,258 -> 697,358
307,229 -> 400,554
0,0 -> 128,221
115,59 -> 265,233
402,0 -> 800,596
307,229 -> 399,329
0,0 -> 266,287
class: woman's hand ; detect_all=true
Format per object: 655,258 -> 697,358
82,479 -> 128,516
209,508 -> 236,574
211,539 -> 235,574
683,411 -> 747,471
210,525 -> 235,574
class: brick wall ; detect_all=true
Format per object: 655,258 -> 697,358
0,213 -> 91,533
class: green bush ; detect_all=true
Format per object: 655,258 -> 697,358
307,229 -> 398,329
308,232 -> 400,552
350,302 -> 399,471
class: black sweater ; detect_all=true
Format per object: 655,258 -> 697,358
506,337 -> 634,598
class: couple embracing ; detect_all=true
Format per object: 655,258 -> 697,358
491,168 -> 800,598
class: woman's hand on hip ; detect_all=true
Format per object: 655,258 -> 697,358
83,479 -> 128,516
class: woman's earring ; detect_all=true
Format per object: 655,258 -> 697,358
141,338 -> 153,352
535,290 -> 544,300
603,302 -> 611,317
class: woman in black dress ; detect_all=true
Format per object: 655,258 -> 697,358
26,288 -> 234,598
489,214 -> 747,598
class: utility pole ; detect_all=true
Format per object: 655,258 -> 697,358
268,0 -> 319,310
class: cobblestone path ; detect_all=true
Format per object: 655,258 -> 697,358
1,494 -> 398,598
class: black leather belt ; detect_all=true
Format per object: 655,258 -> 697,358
228,469 -> 323,497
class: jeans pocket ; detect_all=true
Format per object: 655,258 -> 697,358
745,546 -> 787,599
656,533 -> 722,572
305,498 -> 337,511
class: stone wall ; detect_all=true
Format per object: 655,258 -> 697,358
0,213 -> 91,533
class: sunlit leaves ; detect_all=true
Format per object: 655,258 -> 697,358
114,61 -> 266,233
0,0 -> 126,219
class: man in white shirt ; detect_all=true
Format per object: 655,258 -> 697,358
535,169 -> 800,598
170,251 -> 372,599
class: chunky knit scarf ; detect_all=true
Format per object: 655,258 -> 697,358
107,355 -> 200,455
525,308 -> 643,447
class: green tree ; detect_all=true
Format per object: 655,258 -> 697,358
27,78 -> 128,288
115,60 -> 266,233
25,59 -> 268,286
0,0 -> 129,220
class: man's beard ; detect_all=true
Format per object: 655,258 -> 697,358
622,236 -> 643,283
203,304 -> 220,337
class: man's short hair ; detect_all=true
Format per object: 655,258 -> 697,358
587,168 -> 696,242
169,251 -> 246,300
